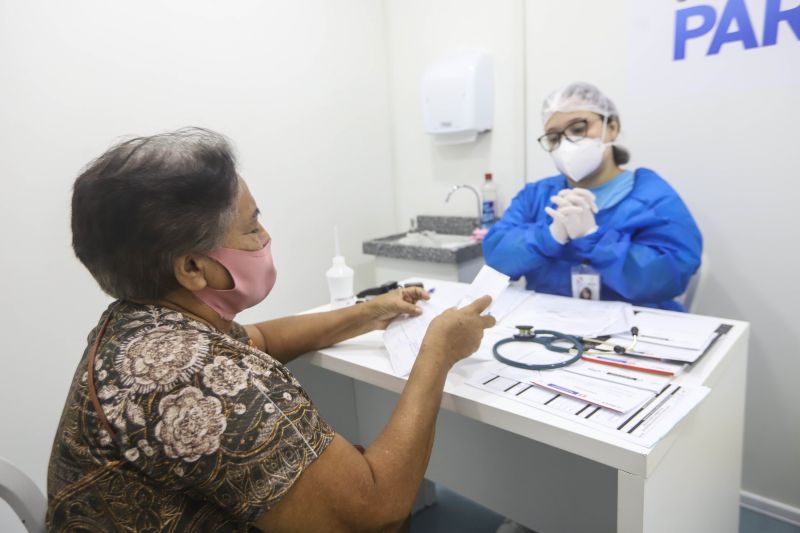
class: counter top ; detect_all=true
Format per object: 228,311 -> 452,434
362,232 -> 483,264
362,215 -> 483,264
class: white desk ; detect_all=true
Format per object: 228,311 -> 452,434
288,283 -> 749,533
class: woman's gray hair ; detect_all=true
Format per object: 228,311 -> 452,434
71,127 -> 240,300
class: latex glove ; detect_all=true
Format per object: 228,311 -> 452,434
548,212 -> 569,244
546,197 -> 598,240
549,192 -> 596,219
556,188 -> 599,214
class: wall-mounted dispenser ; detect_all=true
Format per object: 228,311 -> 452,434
421,51 -> 494,145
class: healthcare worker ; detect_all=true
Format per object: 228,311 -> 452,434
483,82 -> 702,311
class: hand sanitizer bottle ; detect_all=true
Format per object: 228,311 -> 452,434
326,226 -> 354,308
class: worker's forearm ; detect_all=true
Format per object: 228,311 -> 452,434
363,349 -> 450,516
250,303 -> 376,363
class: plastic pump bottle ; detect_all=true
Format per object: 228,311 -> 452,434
480,172 -> 497,228
326,226 -> 354,309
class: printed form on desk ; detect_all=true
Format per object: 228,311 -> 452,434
468,362 -> 709,448
463,303 -> 726,448
381,276 -> 727,448
584,310 -> 727,370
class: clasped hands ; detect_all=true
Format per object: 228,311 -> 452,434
545,188 -> 599,244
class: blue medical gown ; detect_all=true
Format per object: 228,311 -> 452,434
483,168 -> 702,311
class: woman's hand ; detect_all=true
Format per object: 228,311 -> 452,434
555,188 -> 598,213
366,287 -> 431,330
546,189 -> 598,240
419,295 -> 496,369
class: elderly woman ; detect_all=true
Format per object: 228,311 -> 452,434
47,128 -> 494,532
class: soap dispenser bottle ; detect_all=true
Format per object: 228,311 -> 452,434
326,226 -> 354,309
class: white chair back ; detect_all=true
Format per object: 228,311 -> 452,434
0,457 -> 47,533
676,253 -> 709,312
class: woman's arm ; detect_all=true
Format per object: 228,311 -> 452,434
570,206 -> 702,303
243,287 -> 429,364
483,186 -> 565,280
255,297 -> 496,532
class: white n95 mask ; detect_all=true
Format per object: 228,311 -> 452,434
550,118 -> 612,182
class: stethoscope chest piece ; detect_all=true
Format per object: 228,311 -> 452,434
513,325 -> 535,339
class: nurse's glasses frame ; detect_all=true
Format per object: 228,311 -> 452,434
537,117 -> 603,153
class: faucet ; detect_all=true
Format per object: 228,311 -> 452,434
445,184 -> 482,228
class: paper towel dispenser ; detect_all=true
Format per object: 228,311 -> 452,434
421,51 -> 494,145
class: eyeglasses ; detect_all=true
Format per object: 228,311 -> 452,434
537,117 -> 602,153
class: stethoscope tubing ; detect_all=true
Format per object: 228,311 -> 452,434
492,329 -> 584,371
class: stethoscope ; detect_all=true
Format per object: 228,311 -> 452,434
492,325 -> 640,371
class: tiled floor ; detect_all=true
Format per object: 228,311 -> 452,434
410,486 -> 800,533
410,486 -> 504,533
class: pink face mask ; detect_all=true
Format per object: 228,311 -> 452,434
194,242 -> 277,320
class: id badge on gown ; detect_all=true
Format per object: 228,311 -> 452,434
571,263 -> 600,300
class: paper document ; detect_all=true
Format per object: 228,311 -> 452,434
468,370 -> 709,448
630,311 -> 719,350
563,360 -> 672,394
501,293 -> 633,338
600,337 -> 709,365
581,351 -> 687,376
457,265 -> 510,311
383,301 -> 438,377
383,266 -> 510,376
489,286 -> 533,322
423,282 -> 468,309
611,311 -> 723,363
490,363 -> 653,413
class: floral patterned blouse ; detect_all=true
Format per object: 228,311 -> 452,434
47,301 -> 334,532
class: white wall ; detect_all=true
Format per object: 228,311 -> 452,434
384,0 -> 527,229
0,1 -> 395,529
525,0 -> 800,513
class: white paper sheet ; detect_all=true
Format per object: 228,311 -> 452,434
604,311 -> 722,363
500,293 -> 634,338
467,370 -> 709,448
599,337 -> 708,364
517,366 -> 653,413
623,386 -> 709,447
580,351 -> 687,376
563,360 -> 672,394
488,286 -> 533,322
383,266 -> 510,376
627,311 -> 721,351
382,300 -> 438,377
457,265 -> 511,311
425,283 -> 468,311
